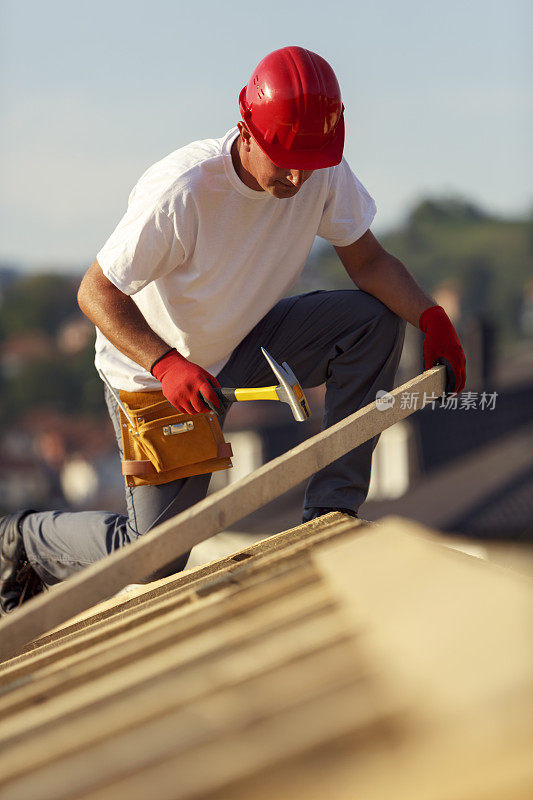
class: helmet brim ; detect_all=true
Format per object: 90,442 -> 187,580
239,87 -> 345,170
260,116 -> 345,170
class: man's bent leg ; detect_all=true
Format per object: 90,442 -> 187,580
21,387 -> 212,585
303,294 -> 405,514
219,289 -> 406,516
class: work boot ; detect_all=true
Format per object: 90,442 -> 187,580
0,511 -> 44,615
302,506 -> 358,523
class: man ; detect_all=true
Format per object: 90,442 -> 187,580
0,46 -> 466,613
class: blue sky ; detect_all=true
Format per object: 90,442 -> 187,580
1,0 -> 531,270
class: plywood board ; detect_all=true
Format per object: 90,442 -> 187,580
315,515 -> 533,747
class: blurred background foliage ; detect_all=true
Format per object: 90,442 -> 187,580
300,197 -> 533,344
0,271 -> 104,426
0,274 -> 81,339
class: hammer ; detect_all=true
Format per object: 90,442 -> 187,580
204,348 -> 311,422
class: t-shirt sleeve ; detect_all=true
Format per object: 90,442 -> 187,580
317,158 -> 377,247
96,196 -> 188,295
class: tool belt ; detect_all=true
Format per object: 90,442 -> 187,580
118,389 -> 233,487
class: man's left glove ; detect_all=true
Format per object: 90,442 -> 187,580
419,305 -> 467,394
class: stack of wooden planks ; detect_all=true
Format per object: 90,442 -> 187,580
1,513 -> 532,800
0,514 -> 401,799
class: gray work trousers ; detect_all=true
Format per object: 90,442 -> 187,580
22,290 -> 405,585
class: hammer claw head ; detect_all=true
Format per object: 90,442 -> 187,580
260,347 -> 311,422
282,361 -> 298,384
260,347 -> 284,384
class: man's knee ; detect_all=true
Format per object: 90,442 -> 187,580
346,290 -> 406,347
374,300 -> 406,346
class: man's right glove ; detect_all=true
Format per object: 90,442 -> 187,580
150,348 -> 221,414
419,305 -> 467,394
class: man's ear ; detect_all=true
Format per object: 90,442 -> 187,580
237,121 -> 252,151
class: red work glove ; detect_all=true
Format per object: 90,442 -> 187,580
419,305 -> 467,394
150,349 -> 221,414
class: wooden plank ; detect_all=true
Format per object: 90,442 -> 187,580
19,514 -> 360,657
2,524 -> 355,682
0,561 -> 321,691
0,568 -> 326,716
0,586 -> 339,746
315,515 -> 533,722
0,612 -> 356,784
0,366 -> 445,662
90,682 -> 393,800
0,644 -> 387,800
204,707 -> 533,800
75,682 -> 391,800
0,517 -> 359,680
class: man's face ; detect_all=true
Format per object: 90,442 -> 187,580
235,123 -> 314,198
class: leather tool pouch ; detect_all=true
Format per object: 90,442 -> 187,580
118,389 -> 233,487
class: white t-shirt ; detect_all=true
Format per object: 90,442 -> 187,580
95,127 -> 376,390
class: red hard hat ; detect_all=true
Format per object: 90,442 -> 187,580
239,46 -> 345,170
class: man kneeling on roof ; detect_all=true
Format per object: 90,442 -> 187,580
0,46 -> 466,614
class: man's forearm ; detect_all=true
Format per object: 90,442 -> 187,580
85,291 -> 170,372
350,254 -> 435,328
78,260 -> 170,373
